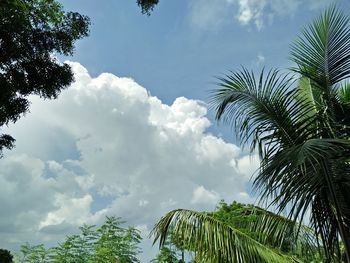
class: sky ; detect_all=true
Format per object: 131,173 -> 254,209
1,0 -> 348,261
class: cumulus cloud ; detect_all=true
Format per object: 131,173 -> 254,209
0,154 -> 89,247
1,62 -> 258,260
39,194 -> 93,229
188,0 -> 333,30
191,185 -> 220,206
237,154 -> 260,178
236,0 -> 266,29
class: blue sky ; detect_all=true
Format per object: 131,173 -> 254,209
61,0 -> 304,104
1,0 -> 349,261
58,0 -> 347,140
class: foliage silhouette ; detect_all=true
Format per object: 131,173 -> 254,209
137,0 -> 159,15
0,248 -> 14,263
0,0 -> 90,157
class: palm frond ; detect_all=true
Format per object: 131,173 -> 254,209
255,138 -> 350,210
294,77 -> 321,118
250,206 -> 317,252
290,6 -> 350,88
151,209 -> 303,263
210,68 -> 321,160
210,68 -> 303,156
210,203 -> 319,259
254,138 -> 350,260
338,81 -> 350,104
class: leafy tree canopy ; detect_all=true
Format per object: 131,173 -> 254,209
0,0 -> 90,157
16,216 -> 142,263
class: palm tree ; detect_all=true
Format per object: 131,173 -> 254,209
152,6 -> 350,262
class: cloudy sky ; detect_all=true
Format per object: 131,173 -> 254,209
1,0 -> 348,261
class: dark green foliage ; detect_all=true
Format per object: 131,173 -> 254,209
137,0 -> 159,15
0,0 -> 90,157
0,248 -> 14,263
17,217 -> 142,263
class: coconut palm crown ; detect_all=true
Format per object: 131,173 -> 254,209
211,6 -> 350,262
152,6 -> 350,263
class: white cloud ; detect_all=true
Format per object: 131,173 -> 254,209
39,194 -> 93,229
237,154 -> 260,178
236,0 -> 266,30
1,62 -> 259,260
188,0 -> 334,30
191,185 -> 220,206
0,154 -> 91,248
196,135 -> 240,163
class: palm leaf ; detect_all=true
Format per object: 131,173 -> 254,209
210,203 -> 319,259
211,68 -> 296,155
290,6 -> 350,88
255,138 -> 350,260
210,68 -> 317,158
249,206 -> 317,253
338,81 -> 350,104
294,77 -> 321,119
151,209 -> 303,263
